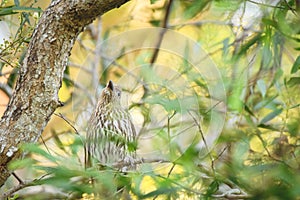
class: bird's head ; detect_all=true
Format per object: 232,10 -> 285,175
100,80 -> 122,106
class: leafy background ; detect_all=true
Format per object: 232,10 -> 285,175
0,0 -> 300,199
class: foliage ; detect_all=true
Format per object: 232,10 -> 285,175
1,0 -> 300,199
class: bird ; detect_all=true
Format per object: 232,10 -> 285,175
85,80 -> 137,170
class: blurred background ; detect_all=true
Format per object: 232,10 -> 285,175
1,0 -> 300,199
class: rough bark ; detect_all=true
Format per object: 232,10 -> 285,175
0,0 -> 129,187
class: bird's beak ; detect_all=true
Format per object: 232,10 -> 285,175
107,80 -> 114,91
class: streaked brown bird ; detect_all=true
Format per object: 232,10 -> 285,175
85,80 -> 137,170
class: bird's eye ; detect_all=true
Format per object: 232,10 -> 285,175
116,91 -> 121,97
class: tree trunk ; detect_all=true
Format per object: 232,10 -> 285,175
0,0 -> 129,187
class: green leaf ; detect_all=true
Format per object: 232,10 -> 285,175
142,187 -> 178,199
260,108 -> 283,124
244,104 -> 255,117
21,143 -> 57,163
0,6 -> 18,16
213,0 -> 241,11
0,6 -> 42,16
14,0 -> 20,6
11,6 -> 42,13
291,56 -> 300,74
254,95 -> 278,111
149,20 -> 161,27
235,33 -> 262,58
228,78 -> 244,112
205,180 -> 219,196
262,18 -> 278,28
145,94 -> 181,113
287,77 -> 300,87
287,120 -> 300,137
63,66 -> 73,88
257,124 -> 281,131
183,0 -> 211,19
8,158 -> 36,170
222,38 -> 230,57
257,79 -> 267,98
261,45 -> 272,68
150,0 -> 159,4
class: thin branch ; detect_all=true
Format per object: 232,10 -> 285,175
155,174 -> 203,196
283,0 -> 298,15
111,158 -> 170,169
254,129 -> 294,168
247,0 -> 290,10
1,173 -> 50,199
12,172 -> 24,184
68,62 -> 93,74
212,189 -> 251,199
188,111 -> 215,173
169,20 -> 232,28
150,0 -> 174,65
53,113 -> 80,135
101,55 -> 145,86
167,111 -> 176,151
0,57 -> 18,69
214,145 -> 229,162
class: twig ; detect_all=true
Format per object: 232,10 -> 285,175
254,129 -> 294,168
153,162 -> 176,200
111,158 -> 170,169
212,189 -> 251,199
0,56 -> 19,69
1,173 -> 50,199
155,174 -> 203,196
167,111 -> 176,152
12,172 -> 24,184
214,145 -> 229,162
68,62 -> 92,74
150,0 -> 174,65
101,55 -> 145,86
247,0 -> 295,11
188,111 -> 215,173
40,136 -> 52,155
54,113 -> 80,135
169,20 -> 232,28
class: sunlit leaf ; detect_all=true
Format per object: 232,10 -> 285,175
287,77 -> 300,87
254,95 -> 278,111
257,124 -> 280,131
214,0 -> 241,11
150,0 -> 159,4
235,34 -> 262,58
14,0 -> 20,6
0,6 -> 42,16
291,56 -> 300,74
228,78 -> 244,112
182,0 -> 211,19
260,108 -> 283,124
145,93 -> 182,113
257,79 -> 267,98
205,180 -> 219,196
244,104 -> 255,117
21,143 -> 57,163
8,158 -> 36,170
261,45 -> 272,69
